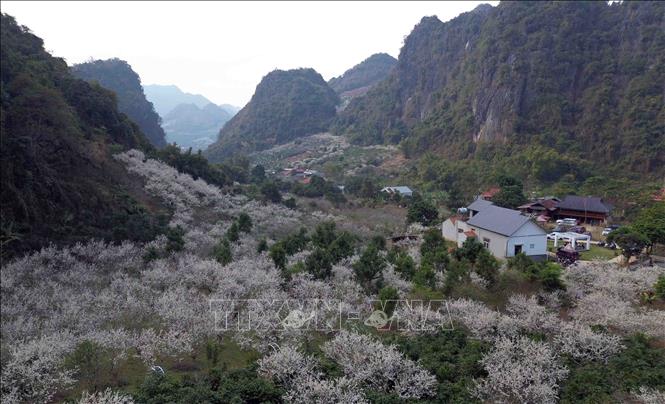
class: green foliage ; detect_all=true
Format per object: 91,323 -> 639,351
257,238 -> 268,254
250,164 -> 266,183
260,181 -> 282,203
632,203 -> 665,247
561,334 -> 665,403
607,227 -> 650,259
353,244 -> 386,291
414,262 -> 437,289
311,221 -> 337,249
226,222 -> 239,243
134,366 -> 283,404
268,244 -> 287,270
407,198 -> 439,226
337,1 -> 665,200
475,249 -> 500,287
292,176 -> 346,205
283,197 -> 297,209
453,238 -> 485,264
213,239 -> 232,265
151,144 -> 236,187
165,226 -> 185,253
654,275 -> 665,300
63,340 -> 112,392
72,58 -> 166,147
328,231 -> 358,263
393,252 -> 416,280
377,286 -> 399,317
305,248 -> 333,280
539,262 -> 566,291
385,329 -> 490,403
491,176 -> 527,209
1,14 -> 165,258
328,53 -> 397,94
421,228 -> 450,271
507,253 -> 565,290
237,212 -> 253,233
205,68 -> 340,161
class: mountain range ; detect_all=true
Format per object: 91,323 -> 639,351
162,102 -> 232,150
334,1 -> 664,181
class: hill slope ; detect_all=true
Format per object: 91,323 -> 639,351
205,68 -> 339,161
162,102 -> 232,150
72,59 -> 167,147
1,14 -> 167,258
328,53 -> 397,107
335,2 -> 665,180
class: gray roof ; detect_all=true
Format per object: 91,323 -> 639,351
558,195 -> 611,213
467,205 -> 540,236
467,198 -> 494,212
382,186 -> 413,194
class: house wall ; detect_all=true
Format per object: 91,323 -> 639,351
441,219 -> 459,243
466,226 -> 509,259
505,221 -> 547,259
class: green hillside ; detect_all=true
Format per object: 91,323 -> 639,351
335,2 -> 664,194
0,14 -> 168,258
72,58 -> 167,147
205,68 -> 339,162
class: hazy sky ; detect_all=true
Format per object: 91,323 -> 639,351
3,1 -> 497,107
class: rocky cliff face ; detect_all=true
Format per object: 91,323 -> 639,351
328,53 -> 397,109
337,2 -> 665,175
205,68 -> 339,162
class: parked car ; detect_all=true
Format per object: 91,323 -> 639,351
562,218 -> 578,225
601,227 -> 613,236
547,232 -> 558,240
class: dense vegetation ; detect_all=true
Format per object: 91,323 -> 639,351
328,53 -> 397,95
335,1 -> 664,198
205,68 -> 339,162
72,58 -> 167,147
0,14 -> 167,259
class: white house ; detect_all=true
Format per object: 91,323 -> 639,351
381,186 -> 413,197
442,199 -> 548,261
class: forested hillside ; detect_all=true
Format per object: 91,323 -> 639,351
72,59 -> 167,147
335,2 -> 665,185
205,68 -> 339,161
0,14 -> 167,258
328,52 -> 397,96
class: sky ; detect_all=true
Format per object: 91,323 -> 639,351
2,1 -> 497,107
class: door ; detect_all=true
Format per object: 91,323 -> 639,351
514,244 -> 523,255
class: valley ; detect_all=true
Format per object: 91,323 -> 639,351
1,2 -> 664,404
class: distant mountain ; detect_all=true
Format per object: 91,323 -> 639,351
328,53 -> 397,109
205,68 -> 339,162
144,84 -> 212,116
335,2 -> 665,179
1,14 -> 167,257
162,103 -> 232,151
71,59 -> 167,148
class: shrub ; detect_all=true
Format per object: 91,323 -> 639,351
305,248 -> 333,280
213,239 -> 232,265
237,213 -> 253,233
655,275 -> 665,300
165,226 -> 185,253
377,286 -> 400,317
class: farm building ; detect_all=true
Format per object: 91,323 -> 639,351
442,199 -> 548,261
553,195 -> 612,225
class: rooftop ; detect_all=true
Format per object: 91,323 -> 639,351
558,195 -> 611,213
467,205 -> 538,237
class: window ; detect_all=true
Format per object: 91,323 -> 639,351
483,238 -> 490,248
529,244 -> 535,249
458,229 -> 463,233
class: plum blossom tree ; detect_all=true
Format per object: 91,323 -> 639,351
473,336 -> 569,404
322,330 -> 437,399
